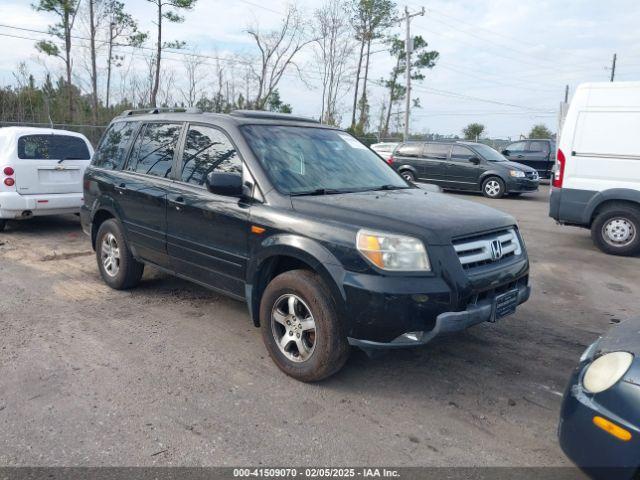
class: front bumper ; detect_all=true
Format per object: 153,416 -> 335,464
0,191 -> 82,218
348,282 -> 530,349
559,366 -> 640,479
506,177 -> 539,193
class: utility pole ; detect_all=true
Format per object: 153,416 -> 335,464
564,84 -> 569,103
403,6 -> 425,141
610,53 -> 617,82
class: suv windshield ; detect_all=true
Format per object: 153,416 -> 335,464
241,125 -> 408,195
472,143 -> 507,162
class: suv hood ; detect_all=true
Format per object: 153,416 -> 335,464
291,188 -> 516,245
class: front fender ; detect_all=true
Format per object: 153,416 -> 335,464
245,234 -> 347,327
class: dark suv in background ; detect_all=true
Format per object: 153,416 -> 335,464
82,109 -> 530,381
502,139 -> 556,179
390,141 -> 539,198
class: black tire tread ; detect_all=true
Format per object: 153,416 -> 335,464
591,203 -> 640,256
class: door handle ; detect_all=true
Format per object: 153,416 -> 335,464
114,183 -> 126,194
171,196 -> 185,211
516,154 -> 524,158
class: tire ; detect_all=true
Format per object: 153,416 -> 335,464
260,269 -> 350,382
482,176 -> 506,199
400,170 -> 415,182
591,204 -> 640,256
0,220 -> 6,232
95,218 -> 144,289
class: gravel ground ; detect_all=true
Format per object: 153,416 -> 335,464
0,185 -> 637,468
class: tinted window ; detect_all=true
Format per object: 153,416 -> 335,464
181,125 -> 241,185
126,123 -> 182,178
450,145 -> 474,162
92,122 -> 136,169
241,125 -> 408,195
18,135 -> 90,160
395,143 -> 423,158
505,141 -> 527,152
424,143 -> 450,159
528,141 -> 549,154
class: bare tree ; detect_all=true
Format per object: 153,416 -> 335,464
104,0 -> 147,108
33,0 -> 81,121
179,52 -> 206,107
146,0 -> 197,108
313,0 -> 355,125
247,4 -> 314,110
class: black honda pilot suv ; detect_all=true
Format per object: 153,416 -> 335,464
81,109 -> 531,381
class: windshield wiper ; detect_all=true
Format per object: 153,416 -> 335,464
290,188 -> 347,196
370,184 -> 409,191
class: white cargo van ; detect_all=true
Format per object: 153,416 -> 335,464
550,81 -> 640,256
0,127 -> 94,231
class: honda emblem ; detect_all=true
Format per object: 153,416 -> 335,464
490,239 -> 503,261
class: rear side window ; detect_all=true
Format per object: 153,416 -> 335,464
180,125 -> 241,185
92,122 -> 136,170
506,141 -> 527,152
424,143 -> 450,159
126,122 -> 182,178
528,142 -> 549,154
395,143 -> 423,158
18,135 -> 90,160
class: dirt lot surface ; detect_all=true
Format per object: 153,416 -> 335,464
0,184 -> 637,468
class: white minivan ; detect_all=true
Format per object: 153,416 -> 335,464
550,81 -> 640,256
0,127 -> 94,232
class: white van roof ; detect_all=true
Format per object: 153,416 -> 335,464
574,81 -> 640,108
0,126 -> 90,141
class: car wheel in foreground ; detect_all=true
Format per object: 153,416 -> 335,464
260,269 -> 350,382
591,205 -> 640,256
482,177 -> 505,199
400,170 -> 415,182
0,219 -> 6,232
95,219 -> 144,289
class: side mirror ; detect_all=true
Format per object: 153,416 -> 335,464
502,149 -> 510,156
469,156 -> 481,165
206,171 -> 243,196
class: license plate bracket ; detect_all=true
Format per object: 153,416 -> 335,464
491,289 -> 519,322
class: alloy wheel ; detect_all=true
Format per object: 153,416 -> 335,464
101,232 -> 121,277
485,180 -> 501,197
271,294 -> 317,363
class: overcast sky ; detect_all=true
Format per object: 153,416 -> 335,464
1,0 -> 639,139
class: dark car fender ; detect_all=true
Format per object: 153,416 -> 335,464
478,169 -> 508,187
245,233 -> 347,327
394,163 -> 419,178
583,189 -> 640,225
86,195 -> 127,249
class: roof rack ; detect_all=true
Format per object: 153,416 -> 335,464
230,110 -> 319,123
118,107 -> 202,117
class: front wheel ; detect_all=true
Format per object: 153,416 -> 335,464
591,205 -> 640,256
482,177 -> 505,199
260,269 -> 350,382
95,219 -> 144,289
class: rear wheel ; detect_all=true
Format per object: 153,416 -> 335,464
482,177 -> 505,199
0,220 -> 6,232
95,219 -> 144,289
400,170 -> 415,182
591,205 -> 640,256
260,269 -> 350,382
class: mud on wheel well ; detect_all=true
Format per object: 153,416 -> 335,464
91,210 -> 114,249
251,255 -> 320,327
590,200 -> 640,227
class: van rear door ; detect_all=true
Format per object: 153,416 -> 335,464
14,134 -> 91,195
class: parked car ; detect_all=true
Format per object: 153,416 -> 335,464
502,139 -> 555,179
82,109 -> 531,382
549,81 -> 640,256
370,142 -> 399,158
559,317 -> 640,480
0,126 -> 94,232
390,140 -> 539,198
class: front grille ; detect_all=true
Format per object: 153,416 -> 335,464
525,171 -> 539,180
453,228 -> 522,270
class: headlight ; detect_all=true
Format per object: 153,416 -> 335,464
583,351 -> 634,394
356,229 -> 430,271
509,170 -> 525,178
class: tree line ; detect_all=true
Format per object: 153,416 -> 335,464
0,0 -> 441,144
